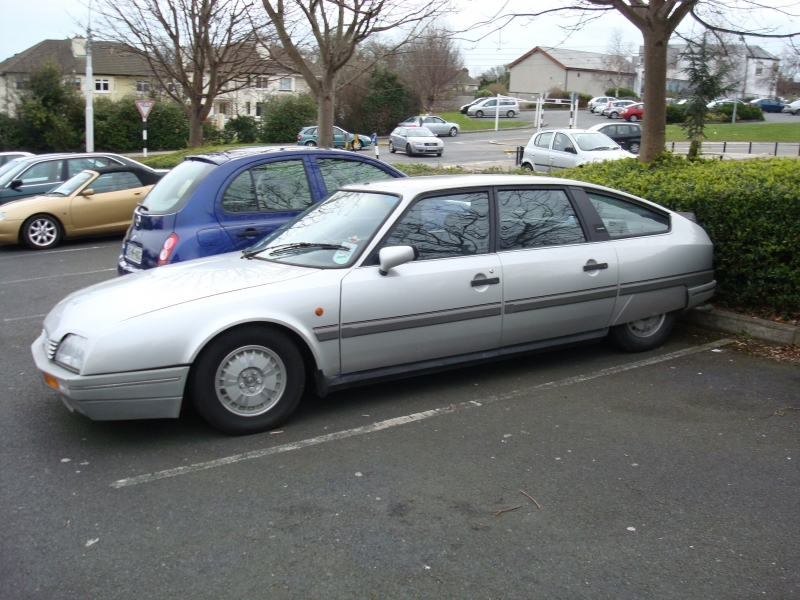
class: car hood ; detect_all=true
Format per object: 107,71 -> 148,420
44,252 -> 317,336
407,136 -> 442,143
584,150 -> 636,161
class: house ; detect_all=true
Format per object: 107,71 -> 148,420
634,43 -> 780,99
508,47 -> 635,98
454,68 -> 479,93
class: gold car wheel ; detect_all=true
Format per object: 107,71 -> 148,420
23,215 -> 62,250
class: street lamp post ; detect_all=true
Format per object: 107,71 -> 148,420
85,0 -> 94,152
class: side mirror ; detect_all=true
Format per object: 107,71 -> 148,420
565,146 -> 577,155
9,179 -> 22,190
378,245 -> 419,276
81,189 -> 95,197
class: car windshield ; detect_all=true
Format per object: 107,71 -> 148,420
407,128 -> 435,137
245,191 -> 400,268
141,159 -> 215,214
573,133 -> 621,151
46,171 -> 94,196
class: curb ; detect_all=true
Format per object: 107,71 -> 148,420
679,307 -> 799,346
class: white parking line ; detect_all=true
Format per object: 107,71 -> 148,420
111,338 -> 733,489
3,314 -> 46,322
0,246 -> 105,261
0,268 -> 116,286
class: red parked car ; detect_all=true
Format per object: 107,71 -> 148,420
620,103 -> 644,122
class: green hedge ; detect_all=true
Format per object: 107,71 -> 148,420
94,96 -> 189,152
553,155 -> 800,316
713,103 -> 764,122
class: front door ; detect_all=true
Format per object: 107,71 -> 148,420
549,132 -> 579,170
340,189 -> 502,374
70,172 -> 149,232
496,186 -> 618,346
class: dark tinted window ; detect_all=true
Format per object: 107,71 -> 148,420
498,188 -> 585,250
91,172 -> 142,194
317,159 -> 393,192
600,125 -> 617,136
586,192 -> 670,238
253,160 -> 313,211
384,191 -> 490,260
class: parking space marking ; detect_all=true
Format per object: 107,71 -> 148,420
0,268 -> 116,286
0,246 -> 106,261
111,338 -> 733,489
3,314 -> 46,322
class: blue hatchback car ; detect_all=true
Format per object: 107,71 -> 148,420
118,147 -> 405,274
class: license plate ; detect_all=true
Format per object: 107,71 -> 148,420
125,242 -> 143,264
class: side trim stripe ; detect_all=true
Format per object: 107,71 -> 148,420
313,325 -> 340,342
342,303 -> 502,339
620,270 -> 714,295
505,286 -> 618,314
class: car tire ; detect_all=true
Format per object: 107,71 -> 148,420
629,115 -> 638,122
304,140 -> 316,146
475,110 -> 484,118
22,214 -> 62,250
607,312 -> 677,353
191,326 -> 305,435
389,140 -> 396,153
406,143 -> 414,156
629,141 -> 640,154
449,127 -> 458,137
521,163 -> 534,172
437,151 -> 443,157
354,139 -> 363,151
609,111 -> 619,119
506,110 -> 515,118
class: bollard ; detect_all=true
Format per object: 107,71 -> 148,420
774,142 -> 779,156
723,141 -> 727,153
748,141 -> 752,154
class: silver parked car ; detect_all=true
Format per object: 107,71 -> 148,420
587,96 -> 616,111
400,115 -> 460,137
388,127 -> 444,156
33,174 -> 715,435
521,129 -> 635,172
467,97 -> 520,118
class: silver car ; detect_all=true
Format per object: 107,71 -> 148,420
521,129 -> 635,172
33,175 -> 715,434
400,115 -> 460,137
388,127 -> 444,156
467,97 -> 520,118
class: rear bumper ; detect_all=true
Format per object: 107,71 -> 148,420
686,280 -> 716,310
31,333 -> 188,421
118,253 -> 143,275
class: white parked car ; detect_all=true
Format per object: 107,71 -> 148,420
388,127 -> 444,156
521,129 -> 635,172
587,96 -> 617,111
781,99 -> 800,115
32,174 -> 715,434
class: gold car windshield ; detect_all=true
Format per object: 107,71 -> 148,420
47,171 -> 94,196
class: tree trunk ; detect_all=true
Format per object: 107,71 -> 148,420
317,73 -> 336,148
688,138 -> 701,159
188,111 -> 205,148
640,32 -> 669,163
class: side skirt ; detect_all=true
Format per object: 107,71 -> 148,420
314,328 -> 609,397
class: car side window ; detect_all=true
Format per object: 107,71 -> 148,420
484,100 -> 496,107
308,127 -> 317,135
534,132 -> 553,148
90,172 -> 142,194
383,191 -> 490,260
552,133 -> 572,152
317,158 -> 394,192
221,169 -> 259,213
67,157 -> 113,177
252,160 -> 313,211
20,161 -> 63,185
601,125 -> 617,136
586,192 -> 670,238
498,188 -> 585,250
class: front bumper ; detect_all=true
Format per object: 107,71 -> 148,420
31,333 -> 189,421
0,220 -> 21,244
413,146 -> 443,154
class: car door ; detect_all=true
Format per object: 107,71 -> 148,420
549,132 -> 579,170
496,185 -> 618,346
391,128 -> 407,151
423,116 -> 445,135
480,99 -> 497,116
216,157 -> 317,249
70,172 -> 149,232
339,189 -> 502,374
525,131 -> 554,172
333,127 -> 348,148
8,159 -> 65,199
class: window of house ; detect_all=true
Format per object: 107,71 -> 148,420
64,77 -> 81,89
135,80 -> 150,94
256,103 -> 265,117
586,192 -> 670,238
245,102 -> 251,115
279,77 -> 292,91
16,77 -> 30,91
256,77 -> 270,89
95,79 -> 110,93
498,189 -> 585,250
755,62 -> 763,76
218,103 -> 229,115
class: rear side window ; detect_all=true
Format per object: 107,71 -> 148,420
317,159 -> 394,192
534,132 -> 553,148
383,192 -> 490,260
67,157 -> 115,177
91,172 -> 142,194
222,159 -> 313,213
586,192 -> 670,238
498,188 -> 585,250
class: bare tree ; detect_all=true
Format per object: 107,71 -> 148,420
261,0 -> 451,147
95,0 -> 273,147
600,28 -> 635,97
470,1 -> 800,163
397,26 -> 463,113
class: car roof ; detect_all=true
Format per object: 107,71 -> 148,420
86,165 -> 163,186
185,146 -> 380,166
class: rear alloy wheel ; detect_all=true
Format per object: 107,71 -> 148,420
507,110 -> 515,118
521,163 -> 534,172
609,111 -> 619,119
22,214 -> 62,250
192,326 -> 305,435
629,141 -> 640,154
449,127 -> 458,137
389,140 -> 396,153
475,110 -> 484,118
629,115 -> 638,122
607,312 -> 676,352
304,140 -> 316,146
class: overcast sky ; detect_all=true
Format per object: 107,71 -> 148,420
0,0 -> 795,77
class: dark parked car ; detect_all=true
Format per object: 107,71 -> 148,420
587,122 -> 642,154
0,153 -> 161,205
118,147 -> 406,274
460,98 -> 485,114
0,151 -> 33,167
749,98 -> 784,113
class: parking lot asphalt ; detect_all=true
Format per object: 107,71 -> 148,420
1,237 -> 798,599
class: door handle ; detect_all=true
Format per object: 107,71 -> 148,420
583,262 -> 608,272
236,228 -> 261,237
471,277 -> 500,287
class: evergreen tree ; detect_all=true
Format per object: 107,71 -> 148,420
361,68 -> 419,135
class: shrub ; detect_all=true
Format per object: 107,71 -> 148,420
475,89 -> 493,98
0,113 -> 22,150
666,104 -> 686,124
258,94 -> 317,143
606,87 -> 639,99
713,103 -> 764,122
94,96 -> 189,152
224,115 -> 258,143
550,154 -> 800,316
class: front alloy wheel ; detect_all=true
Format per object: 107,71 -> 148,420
389,140 -> 396,153
406,143 -> 414,156
449,127 -> 458,137
22,214 -> 62,250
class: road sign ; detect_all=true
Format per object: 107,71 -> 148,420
134,100 -> 155,120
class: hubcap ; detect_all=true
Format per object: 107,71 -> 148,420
215,345 -> 286,417
626,314 -> 666,338
28,219 -> 57,247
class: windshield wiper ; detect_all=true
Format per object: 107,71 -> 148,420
242,242 -> 348,260
591,146 -> 616,151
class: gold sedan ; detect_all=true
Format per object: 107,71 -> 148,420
0,166 -> 161,249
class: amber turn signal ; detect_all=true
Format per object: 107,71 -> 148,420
44,373 -> 59,389
315,308 -> 324,316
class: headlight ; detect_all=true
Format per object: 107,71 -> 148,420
0,212 -> 5,221
55,334 -> 88,373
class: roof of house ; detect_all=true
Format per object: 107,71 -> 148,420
0,39 -> 154,76
639,43 -> 779,62
508,46 -> 635,74
455,68 -> 479,86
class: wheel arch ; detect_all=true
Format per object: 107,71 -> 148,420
21,212 -> 67,245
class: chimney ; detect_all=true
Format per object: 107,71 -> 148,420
72,37 -> 87,57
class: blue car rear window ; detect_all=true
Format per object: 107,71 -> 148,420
141,160 -> 215,214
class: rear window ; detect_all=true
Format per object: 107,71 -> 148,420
141,160 -> 215,214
